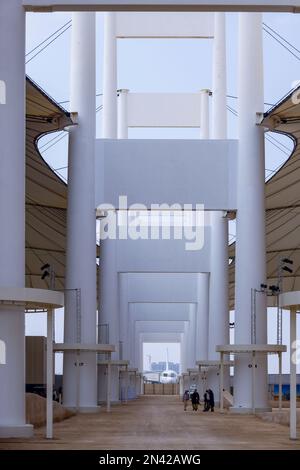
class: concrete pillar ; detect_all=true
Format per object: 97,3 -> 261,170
103,12 -> 117,139
98,236 -> 120,403
195,273 -> 209,361
128,308 -> 136,368
208,212 -> 230,402
182,329 -> 187,373
135,374 -> 140,397
290,308 -> 297,440
233,13 -> 268,412
0,1 -> 32,438
118,89 -> 129,139
180,332 -> 187,374
139,336 -> 143,373
195,273 -> 210,398
99,12 -> 118,402
212,12 -> 227,141
119,274 -> 130,361
63,12 -> 97,411
184,322 -> 193,370
200,89 -> 210,139
187,306 -> 196,369
203,16 -> 230,404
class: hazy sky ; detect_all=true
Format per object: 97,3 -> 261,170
25,11 -> 300,373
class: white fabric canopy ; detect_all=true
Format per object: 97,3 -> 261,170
25,77 -> 71,289
229,86 -> 300,307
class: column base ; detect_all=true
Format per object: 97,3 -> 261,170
230,406 -> 272,414
0,424 -> 33,439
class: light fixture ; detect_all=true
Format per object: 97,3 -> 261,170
282,266 -> 293,274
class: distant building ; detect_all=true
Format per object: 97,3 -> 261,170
151,362 -> 180,374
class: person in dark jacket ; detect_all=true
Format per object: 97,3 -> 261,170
191,389 -> 200,411
203,390 -> 209,411
208,388 -> 215,412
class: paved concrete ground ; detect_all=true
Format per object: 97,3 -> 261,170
0,396 -> 299,450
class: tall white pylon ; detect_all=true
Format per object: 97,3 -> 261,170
0,0 -> 33,438
207,12 -> 230,402
212,12 -> 227,141
200,89 -> 210,139
233,12 -> 268,412
98,12 -> 120,403
103,12 -> 118,139
118,89 -> 129,139
63,12 -> 98,410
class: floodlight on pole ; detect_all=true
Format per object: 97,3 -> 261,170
40,263 -> 56,289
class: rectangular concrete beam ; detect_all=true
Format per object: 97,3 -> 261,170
23,1 -> 300,13
95,139 -> 237,211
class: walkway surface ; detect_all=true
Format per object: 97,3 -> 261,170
0,396 -> 299,450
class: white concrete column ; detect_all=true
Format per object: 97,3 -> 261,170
103,12 -> 118,139
118,89 -> 129,139
139,336 -> 143,373
135,374 -> 140,397
187,306 -> 196,369
0,1 -> 32,438
290,308 -> 297,440
200,89 -> 210,139
184,321 -> 194,370
208,11 -> 230,404
98,235 -> 120,403
99,11 -> 118,402
182,328 -> 188,373
128,307 -> 136,367
133,332 -> 143,378
195,273 -> 209,361
63,12 -> 97,411
208,212 -> 229,402
46,310 -> 54,439
180,331 -> 187,374
212,12 -> 227,141
119,273 -> 130,361
233,13 -> 268,412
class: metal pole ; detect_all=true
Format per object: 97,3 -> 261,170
220,353 -> 224,413
76,351 -> 80,412
279,352 -> 283,412
117,89 -> 129,139
125,366 -> 128,403
46,309 -> 54,439
251,288 -> 254,344
200,89 -> 210,139
252,351 -> 256,414
290,308 -> 297,440
107,360 -> 111,412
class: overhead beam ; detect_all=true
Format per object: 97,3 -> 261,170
23,1 -> 300,13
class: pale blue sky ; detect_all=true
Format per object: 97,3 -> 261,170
25,11 -> 300,373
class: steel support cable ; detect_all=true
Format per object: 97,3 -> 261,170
26,24 -> 72,65
26,20 -> 72,57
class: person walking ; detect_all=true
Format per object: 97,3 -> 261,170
191,389 -> 200,411
203,390 -> 209,412
183,390 -> 189,411
208,388 -> 215,412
